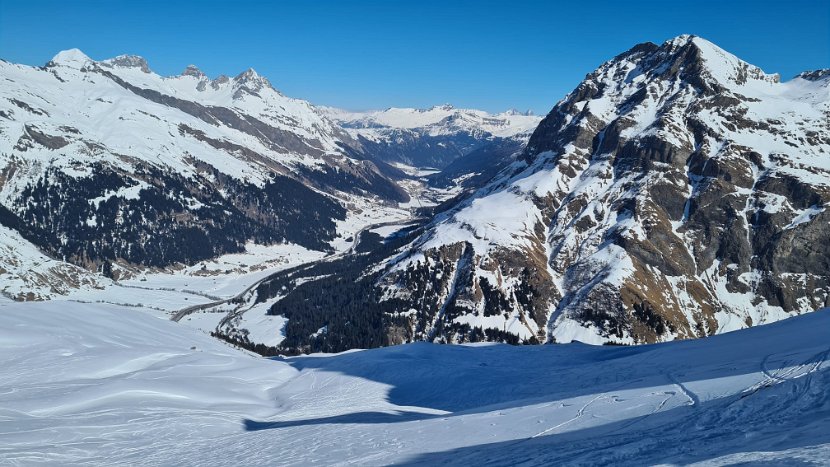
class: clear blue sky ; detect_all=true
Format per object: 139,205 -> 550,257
1,0 -> 827,114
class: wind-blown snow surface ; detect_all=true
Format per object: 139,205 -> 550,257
2,301 -> 829,465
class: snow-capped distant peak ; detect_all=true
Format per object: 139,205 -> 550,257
101,54 -> 152,73
181,64 -> 206,79
47,48 -> 92,69
234,67 -> 272,91
324,105 -> 542,138
502,108 -> 534,116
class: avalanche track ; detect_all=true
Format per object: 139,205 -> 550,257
1,302 -> 828,465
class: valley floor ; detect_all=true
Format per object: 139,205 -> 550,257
1,301 -> 829,466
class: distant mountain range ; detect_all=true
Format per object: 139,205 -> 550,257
322,104 -> 540,170
1,36 -> 829,354
0,49 -> 526,299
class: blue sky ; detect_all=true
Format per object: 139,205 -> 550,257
1,0 -> 827,114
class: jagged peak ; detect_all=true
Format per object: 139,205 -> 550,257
210,74 -> 230,90
659,34 -> 779,87
665,33 -> 697,48
233,67 -> 272,90
181,64 -> 206,79
578,34 -> 779,100
102,54 -> 151,73
47,49 -> 93,69
234,67 -> 260,81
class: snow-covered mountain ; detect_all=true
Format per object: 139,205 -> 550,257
3,299 -> 829,465
0,49 -> 408,294
4,36 -> 830,466
372,35 -> 830,345
322,104 -> 541,170
238,35 -> 830,352
3,36 -> 828,354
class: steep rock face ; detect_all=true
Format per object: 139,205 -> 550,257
0,50 -> 404,276
376,35 -> 830,345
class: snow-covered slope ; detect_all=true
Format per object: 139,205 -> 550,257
0,224 -> 107,300
3,48 -> 363,190
368,35 -> 830,345
2,300 -> 829,465
323,104 -> 541,169
0,49 -> 409,297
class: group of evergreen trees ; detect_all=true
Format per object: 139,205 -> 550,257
11,162 -> 346,269
246,227 -> 421,354
242,222 -> 541,355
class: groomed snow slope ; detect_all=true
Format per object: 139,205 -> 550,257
1,302 -> 829,465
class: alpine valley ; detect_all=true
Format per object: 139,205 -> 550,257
2,35 -> 829,354
2,32 -> 830,466
195,35 -> 829,354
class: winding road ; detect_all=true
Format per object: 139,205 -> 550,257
170,218 -> 422,323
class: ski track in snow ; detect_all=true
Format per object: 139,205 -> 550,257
1,303 -> 829,465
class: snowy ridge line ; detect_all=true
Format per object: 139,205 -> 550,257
0,47 -> 429,302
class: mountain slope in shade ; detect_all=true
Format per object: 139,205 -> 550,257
2,300 -> 829,465
323,105 -> 541,169
370,35 -> 830,345
0,49 -> 408,280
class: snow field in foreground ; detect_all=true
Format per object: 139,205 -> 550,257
1,301 -> 828,465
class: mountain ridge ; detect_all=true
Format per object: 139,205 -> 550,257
375,34 -> 829,345
322,104 -> 541,170
0,48 -> 409,298
237,34 -> 830,353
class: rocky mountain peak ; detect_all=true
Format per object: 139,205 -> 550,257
525,34 -> 784,160
233,67 -> 273,92
652,35 -> 779,89
574,35 -> 777,104
372,35 -> 830,348
102,54 -> 152,73
181,64 -> 206,79
208,74 -> 230,90
47,48 -> 93,69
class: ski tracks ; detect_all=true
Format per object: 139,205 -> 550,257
667,372 -> 700,407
